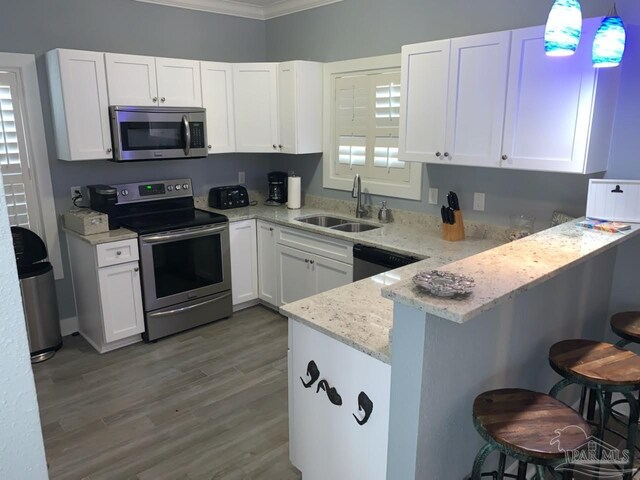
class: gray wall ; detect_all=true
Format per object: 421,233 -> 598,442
267,0 -> 640,228
0,0 -> 273,319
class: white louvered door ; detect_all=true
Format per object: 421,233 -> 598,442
0,72 -> 40,234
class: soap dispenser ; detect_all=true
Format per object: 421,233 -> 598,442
378,201 -> 391,224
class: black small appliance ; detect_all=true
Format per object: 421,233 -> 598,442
265,171 -> 288,206
208,186 -> 250,210
87,184 -> 119,230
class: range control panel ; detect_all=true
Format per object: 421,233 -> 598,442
113,179 -> 193,204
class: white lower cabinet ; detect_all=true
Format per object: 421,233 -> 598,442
67,235 -> 144,353
257,221 -> 279,306
229,220 -> 258,307
289,320 -> 391,480
277,243 -> 353,306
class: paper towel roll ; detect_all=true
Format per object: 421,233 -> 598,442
288,175 -> 302,210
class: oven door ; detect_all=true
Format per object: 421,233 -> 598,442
110,107 -> 207,161
139,223 -> 231,311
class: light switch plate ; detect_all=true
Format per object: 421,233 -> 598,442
428,188 -> 438,205
473,192 -> 485,211
238,171 -> 246,184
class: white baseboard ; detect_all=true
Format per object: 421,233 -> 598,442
60,316 -> 78,336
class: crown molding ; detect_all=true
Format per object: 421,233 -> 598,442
133,0 -> 343,20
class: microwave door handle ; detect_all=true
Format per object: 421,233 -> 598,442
183,115 -> 191,156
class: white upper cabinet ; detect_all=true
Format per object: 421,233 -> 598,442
233,63 -> 280,153
445,32 -> 511,168
400,19 -> 619,174
399,40 -> 450,163
105,53 -> 158,106
200,61 -> 235,154
501,19 -> 619,174
105,54 -> 202,108
46,49 -> 113,161
278,61 -> 323,154
156,57 -> 202,107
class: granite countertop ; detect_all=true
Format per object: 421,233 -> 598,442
62,226 -> 138,245
382,220 -> 640,324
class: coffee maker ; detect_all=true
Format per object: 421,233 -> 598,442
86,184 -> 120,230
265,172 -> 288,206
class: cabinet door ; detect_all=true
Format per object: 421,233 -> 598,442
277,244 -> 314,305
278,61 -> 323,155
290,320 -> 391,480
229,220 -> 258,306
201,61 -> 235,154
311,254 -> 353,296
98,262 -> 144,343
445,32 -> 511,168
156,58 -> 202,107
399,40 -> 450,163
46,49 -> 112,160
105,53 -> 158,106
233,63 -> 279,153
257,221 -> 279,306
501,24 -> 597,173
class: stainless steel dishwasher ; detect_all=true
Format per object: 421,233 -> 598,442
352,244 -> 421,281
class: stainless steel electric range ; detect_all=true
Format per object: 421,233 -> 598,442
107,179 -> 232,342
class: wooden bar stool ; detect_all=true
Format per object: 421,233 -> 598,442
611,312 -> 640,348
471,389 -> 589,480
548,339 -> 640,480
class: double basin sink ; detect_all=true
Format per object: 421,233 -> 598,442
295,215 -> 381,233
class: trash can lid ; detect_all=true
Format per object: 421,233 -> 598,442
18,261 -> 52,280
11,226 -> 48,267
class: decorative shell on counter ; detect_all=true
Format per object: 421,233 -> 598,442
413,270 -> 475,299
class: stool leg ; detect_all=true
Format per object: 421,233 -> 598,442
622,392 -> 638,480
586,388 -> 597,423
497,453 -> 506,480
616,338 -> 630,348
535,465 -> 545,479
550,378 -> 572,399
516,462 -> 527,480
578,386 -> 587,416
471,443 -> 497,480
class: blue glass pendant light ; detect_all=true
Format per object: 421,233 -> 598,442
593,4 -> 626,68
545,0 -> 583,56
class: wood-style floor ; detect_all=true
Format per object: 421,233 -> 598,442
32,306 -> 301,480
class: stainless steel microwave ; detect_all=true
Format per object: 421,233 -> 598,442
109,106 -> 208,162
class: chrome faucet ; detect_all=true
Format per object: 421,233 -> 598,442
352,174 -> 368,218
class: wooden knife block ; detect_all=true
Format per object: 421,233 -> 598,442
442,210 -> 466,242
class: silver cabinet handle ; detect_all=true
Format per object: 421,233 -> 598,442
278,145 -> 283,150
152,97 -> 158,103
161,97 -> 166,103
310,260 -> 315,265
116,251 -> 122,256
269,227 -> 274,232
502,154 -> 509,161
444,152 -> 450,158
134,267 -> 139,272
208,145 -> 212,149
273,145 -> 277,150
305,259 -> 309,263
435,152 -> 441,158
107,148 -> 112,153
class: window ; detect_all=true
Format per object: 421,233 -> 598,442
323,55 -> 422,200
0,72 -> 38,230
0,53 -> 62,278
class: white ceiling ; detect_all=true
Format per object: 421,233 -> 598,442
133,0 -> 343,20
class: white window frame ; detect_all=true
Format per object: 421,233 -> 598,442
323,54 -> 422,201
0,53 -> 63,279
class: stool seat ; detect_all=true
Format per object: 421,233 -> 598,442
549,339 -> 640,387
473,389 -> 590,460
611,312 -> 640,343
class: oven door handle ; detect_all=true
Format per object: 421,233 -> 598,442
140,224 -> 227,245
149,293 -> 231,318
183,114 -> 191,156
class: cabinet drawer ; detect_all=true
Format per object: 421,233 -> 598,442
96,239 -> 139,267
277,226 -> 353,264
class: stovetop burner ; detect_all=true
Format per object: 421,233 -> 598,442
118,208 -> 228,235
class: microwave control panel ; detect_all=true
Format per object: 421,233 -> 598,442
189,122 -> 206,149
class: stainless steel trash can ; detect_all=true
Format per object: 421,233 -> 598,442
11,227 -> 62,363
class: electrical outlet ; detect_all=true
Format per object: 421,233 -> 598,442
70,186 -> 82,201
238,171 -> 246,184
428,188 -> 438,205
473,192 -> 486,211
